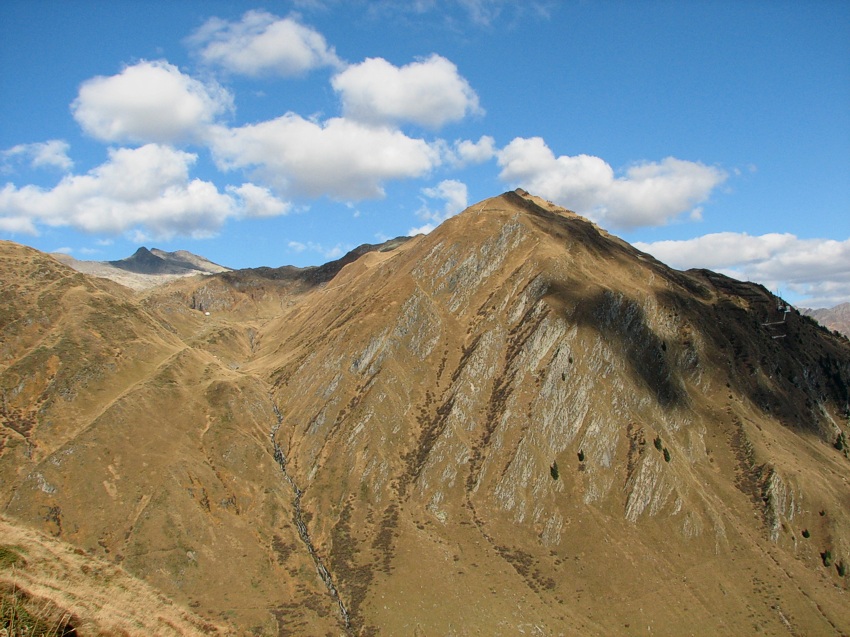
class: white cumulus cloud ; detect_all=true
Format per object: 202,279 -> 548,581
331,54 -> 482,129
497,136 -> 727,229
409,179 -> 468,235
209,114 -> 442,200
635,232 -> 850,308
71,60 -> 233,144
188,11 -> 342,77
0,144 -> 288,239
2,140 -> 73,173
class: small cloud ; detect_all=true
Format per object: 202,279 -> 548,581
51,246 -> 73,255
409,179 -> 468,234
187,11 -> 342,77
2,140 -> 73,173
408,222 -> 437,236
322,244 -> 346,259
129,229 -> 150,244
451,135 -> 496,166
363,1 -> 555,29
287,239 -> 347,260
227,182 -> 291,218
457,0 -> 558,25
331,54 -> 482,129
459,0 -> 503,25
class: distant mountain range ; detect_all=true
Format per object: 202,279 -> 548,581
52,246 -> 230,290
52,240 -> 413,293
801,303 -> 850,338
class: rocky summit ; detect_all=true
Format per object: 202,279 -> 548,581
1,190 -> 849,636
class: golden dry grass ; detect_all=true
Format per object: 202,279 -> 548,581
0,515 -> 230,636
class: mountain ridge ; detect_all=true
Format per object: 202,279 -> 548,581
2,190 -> 849,635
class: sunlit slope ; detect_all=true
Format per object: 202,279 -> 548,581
1,189 -> 849,636
0,241 -> 339,634
0,514 -> 231,636
256,190 -> 850,635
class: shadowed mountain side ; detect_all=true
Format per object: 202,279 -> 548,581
137,236 -> 413,328
109,247 -> 179,274
220,236 -> 412,286
1,191 -> 849,636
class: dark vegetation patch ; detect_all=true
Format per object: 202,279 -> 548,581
271,535 -> 296,565
495,545 -> 556,593
625,423 -> 646,484
729,414 -> 767,512
468,305 -> 546,492
371,503 -> 399,576
0,545 -> 25,569
0,401 -> 36,440
401,394 -> 455,498
330,499 -> 373,632
41,506 -> 63,537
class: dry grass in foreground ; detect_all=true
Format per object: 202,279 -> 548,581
0,515 -> 231,636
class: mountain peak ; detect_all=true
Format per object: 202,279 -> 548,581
2,193 -> 850,635
109,246 -> 168,273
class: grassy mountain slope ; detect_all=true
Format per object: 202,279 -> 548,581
2,191 -> 849,635
254,191 -> 850,635
0,514 -> 228,636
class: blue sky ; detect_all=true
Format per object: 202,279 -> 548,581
1,1 -> 848,307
